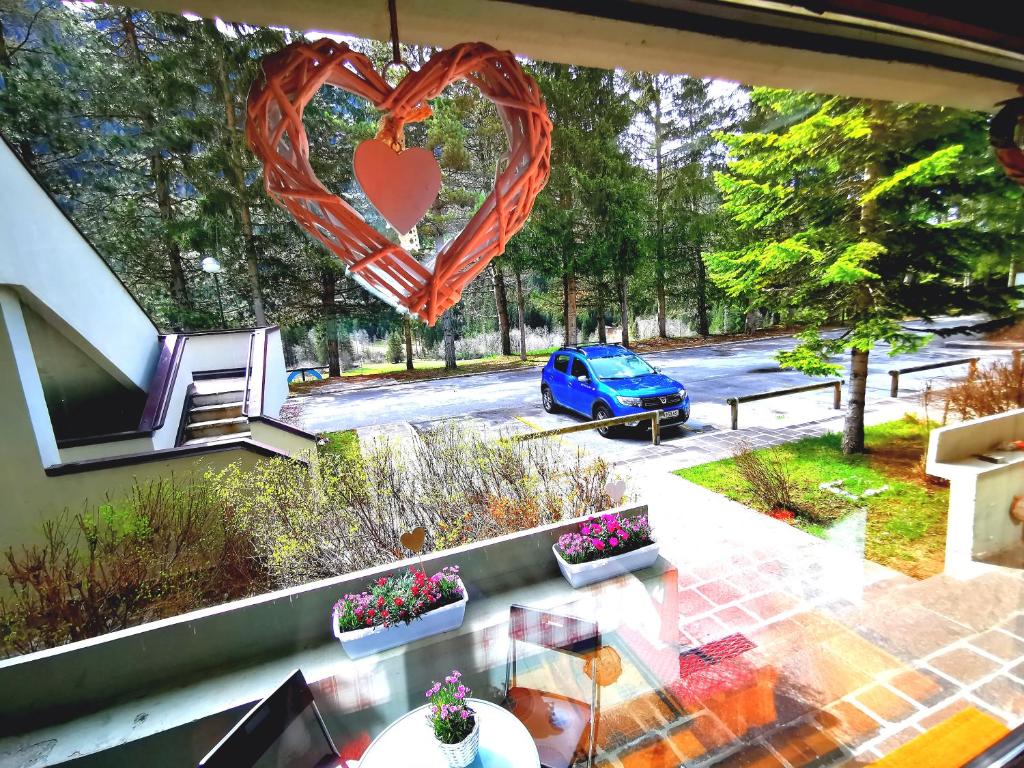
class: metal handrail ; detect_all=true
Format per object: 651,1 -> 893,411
726,379 -> 843,430
511,409 -> 666,445
241,331 -> 256,417
888,357 -> 978,397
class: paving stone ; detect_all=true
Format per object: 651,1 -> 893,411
815,700 -> 883,747
699,580 -> 745,605
679,589 -> 718,617
887,667 -> 953,707
970,630 -> 1024,662
709,742 -> 785,767
729,569 -> 770,593
898,572 -> 1024,633
848,602 -> 973,661
743,591 -> 800,620
972,676 -> 1024,718
999,614 -> 1024,640
927,647 -> 1002,685
918,697 -> 973,729
855,685 -> 919,723
767,721 -> 846,766
872,725 -> 923,756
715,606 -> 759,632
682,615 -> 728,643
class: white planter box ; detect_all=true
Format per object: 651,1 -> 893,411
553,543 -> 660,588
332,577 -> 468,659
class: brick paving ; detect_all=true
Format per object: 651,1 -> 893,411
561,467 -> 1024,767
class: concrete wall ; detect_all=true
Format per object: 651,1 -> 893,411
927,408 -> 1024,576
23,304 -> 145,437
0,142 -> 158,390
185,331 -> 252,373
0,502 -> 647,734
262,327 -> 288,417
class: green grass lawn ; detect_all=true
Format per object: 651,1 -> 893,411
676,418 -> 950,579
319,429 -> 359,459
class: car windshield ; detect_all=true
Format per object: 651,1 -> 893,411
588,353 -> 654,380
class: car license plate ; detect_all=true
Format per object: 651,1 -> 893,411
663,410 -> 679,419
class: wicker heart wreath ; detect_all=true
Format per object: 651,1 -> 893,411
246,40 -> 552,324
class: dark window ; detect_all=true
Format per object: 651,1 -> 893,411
571,358 -> 589,379
553,354 -> 570,373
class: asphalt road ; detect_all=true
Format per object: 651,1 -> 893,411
287,316 -> 1011,437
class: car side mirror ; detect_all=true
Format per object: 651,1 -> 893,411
576,374 -> 589,383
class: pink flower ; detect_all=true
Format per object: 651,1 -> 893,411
609,537 -> 618,546
593,540 -> 605,550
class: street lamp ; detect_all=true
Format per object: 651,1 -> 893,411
202,256 -> 227,328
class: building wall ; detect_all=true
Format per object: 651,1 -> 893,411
0,141 -> 158,390
22,304 -> 145,438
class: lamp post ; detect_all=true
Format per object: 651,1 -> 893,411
201,256 -> 226,327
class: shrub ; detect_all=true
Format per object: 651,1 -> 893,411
935,358 -> 1024,421
555,513 -> 653,565
732,446 -> 799,513
333,566 -> 462,633
212,421 -> 624,588
386,329 -> 404,364
0,479 -> 263,657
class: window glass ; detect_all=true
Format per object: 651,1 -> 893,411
570,357 -> 590,378
588,353 -> 654,380
553,354 -> 569,373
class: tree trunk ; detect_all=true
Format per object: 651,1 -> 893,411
211,23 -> 266,326
124,13 -> 190,324
596,285 -> 607,344
442,310 -> 456,370
491,263 -> 512,355
404,316 -> 414,370
694,249 -> 710,337
653,85 -> 668,338
843,348 -> 869,455
618,274 -> 630,349
320,268 -> 340,377
515,268 -> 527,361
563,269 -> 578,346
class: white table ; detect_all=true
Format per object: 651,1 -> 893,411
357,698 -> 540,768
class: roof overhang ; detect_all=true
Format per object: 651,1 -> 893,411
130,0 -> 1024,111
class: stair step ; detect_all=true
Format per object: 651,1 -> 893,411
188,401 -> 245,424
185,416 -> 250,439
182,431 -> 252,447
192,390 -> 246,408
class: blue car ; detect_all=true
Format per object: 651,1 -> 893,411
541,344 -> 690,437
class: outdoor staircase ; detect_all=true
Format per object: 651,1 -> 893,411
182,376 -> 251,446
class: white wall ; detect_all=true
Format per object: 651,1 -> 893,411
185,332 -> 253,374
261,328 -> 288,417
0,142 -> 158,390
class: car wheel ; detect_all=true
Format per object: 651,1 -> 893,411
594,403 -> 618,438
542,386 -> 559,413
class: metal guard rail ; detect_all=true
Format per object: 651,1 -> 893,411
511,409 -> 667,445
726,379 -> 843,430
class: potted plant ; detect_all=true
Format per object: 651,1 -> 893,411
552,512 -> 659,588
425,670 -> 479,767
331,566 -> 467,659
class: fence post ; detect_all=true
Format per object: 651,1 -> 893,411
729,399 -> 739,430
833,380 -> 842,410
651,410 -> 661,446
301,369 -> 307,382
889,371 -> 899,398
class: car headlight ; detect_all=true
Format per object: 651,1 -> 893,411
678,388 -> 687,399
616,395 -> 642,407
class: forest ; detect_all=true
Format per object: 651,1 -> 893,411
1,1 -> 1021,398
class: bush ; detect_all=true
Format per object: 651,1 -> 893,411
213,422 -> 623,587
0,479 -> 263,657
2,424 -> 624,657
732,446 -> 799,513
935,358 -> 1024,421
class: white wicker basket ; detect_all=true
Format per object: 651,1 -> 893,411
435,714 -> 480,767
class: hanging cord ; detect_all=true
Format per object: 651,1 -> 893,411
991,86 -> 1024,187
378,0 -> 414,151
